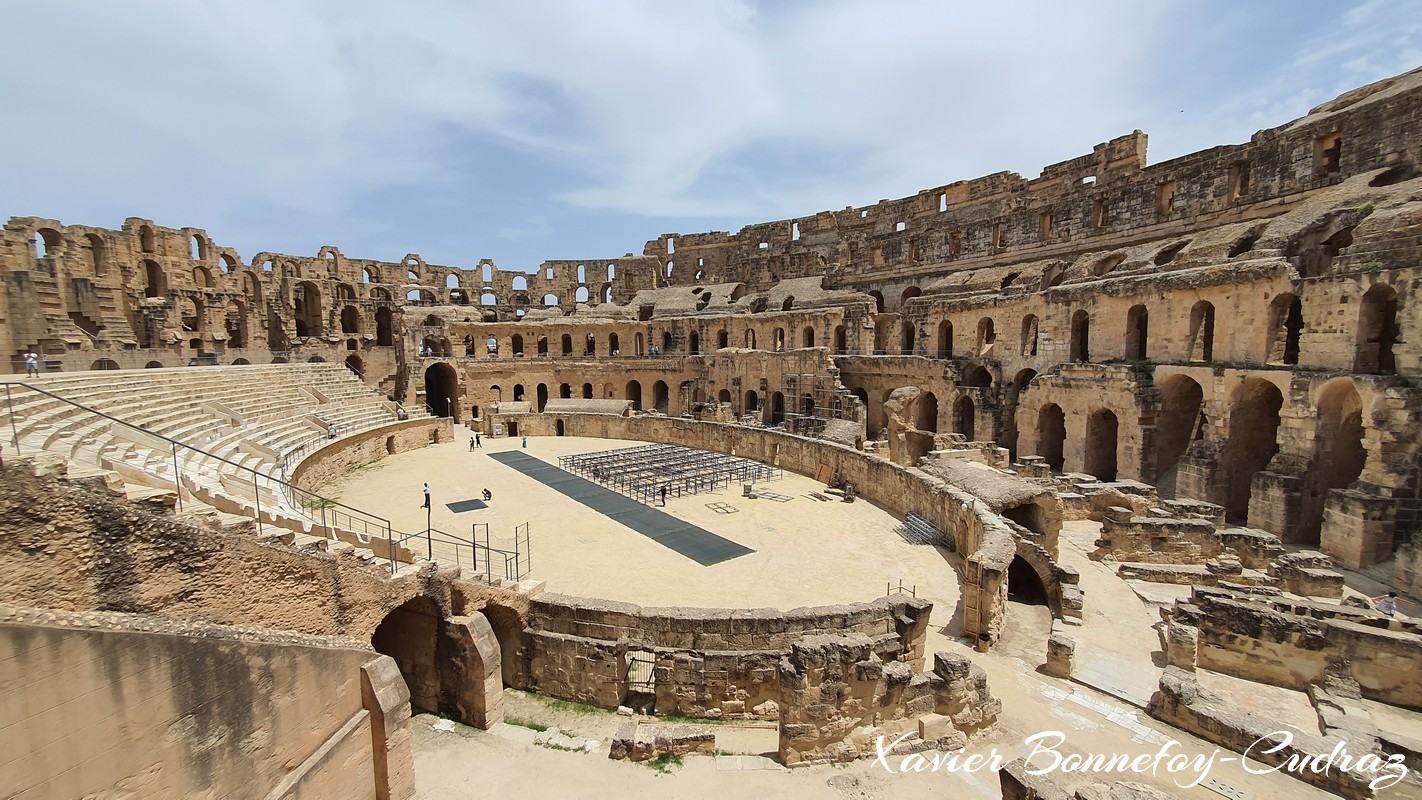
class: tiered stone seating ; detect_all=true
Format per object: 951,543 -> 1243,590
0,363 -> 431,564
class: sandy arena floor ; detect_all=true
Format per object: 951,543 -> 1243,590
322,432 -> 961,614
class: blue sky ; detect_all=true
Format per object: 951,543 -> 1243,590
3,1 -> 1418,273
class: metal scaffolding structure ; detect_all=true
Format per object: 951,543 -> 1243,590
559,444 -> 782,505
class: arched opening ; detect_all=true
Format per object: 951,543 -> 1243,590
145,360 -> 164,369
560,334 -> 572,356
513,384 -> 525,402
1267,294 -> 1303,365
689,331 -> 700,354
139,225 -> 155,253
559,383 -> 572,399
716,329 -> 729,349
193,266 -> 214,288
1222,379 -> 1284,522
537,337 -> 549,357
1355,284 -> 1399,375
833,325 -> 846,353
1125,304 -> 1149,361
375,307 -> 393,346
626,380 -> 642,411
976,318 -> 995,356
802,327 -> 815,348
900,321 -> 915,354
868,291 -> 885,313
425,363 -> 460,421
937,321 -> 953,358
1007,556 -> 1048,605
1004,503 -> 1046,536
340,305 -> 360,334
482,604 -> 525,690
963,366 -> 992,388
1069,310 -> 1090,362
1020,315 -> 1038,357
90,359 -> 120,371
1188,301 -> 1215,361
769,392 -> 785,425
662,331 -> 673,354
915,392 -> 938,432
371,596 -> 441,714
294,281 -> 322,337
537,384 -> 549,413
1155,375 -> 1204,498
1037,404 -> 1066,471
1013,369 -> 1038,394
1302,380 -> 1366,543
953,395 -> 976,440
143,260 -> 166,298
744,390 -> 760,414
652,381 -> 669,414
744,329 -> 756,349
582,383 -> 593,399
555,419 -> 566,436
344,354 -> 364,377
717,388 -> 732,405
1084,409 -> 1119,481
608,333 -> 620,355
900,286 -> 922,308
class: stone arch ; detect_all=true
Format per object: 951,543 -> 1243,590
371,596 -> 505,728
1154,374 -> 1204,498
744,389 -> 760,413
1084,409 -> 1119,481
1070,310 -> 1090,362
1355,284 -> 1399,375
976,317 -> 996,355
1301,378 -> 1366,543
652,380 -> 670,414
900,286 -> 921,308
1267,293 -> 1302,365
344,354 -> 363,377
1020,314 -> 1039,357
375,307 -> 394,346
425,362 -> 460,421
1037,403 -> 1066,471
1125,304 -> 1149,361
626,380 -> 642,411
143,259 -> 166,298
1189,301 -> 1215,361
937,320 -> 953,358
953,395 -> 976,440
293,281 -> 322,337
962,366 -> 992,389
1222,378 -> 1284,522
802,326 -> 815,348
867,290 -> 885,313
900,320 -> 915,354
915,391 -> 938,432
340,305 -> 360,334
769,391 -> 785,424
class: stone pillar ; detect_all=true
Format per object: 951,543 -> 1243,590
1044,633 -> 1076,678
362,655 -> 416,800
1321,489 -> 1398,569
438,614 -> 504,729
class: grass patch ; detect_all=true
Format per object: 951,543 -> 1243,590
541,697 -> 601,716
655,712 -> 733,726
505,718 -> 548,732
646,754 -> 683,773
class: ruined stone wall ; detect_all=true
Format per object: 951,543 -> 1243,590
0,604 -> 413,800
1166,588 -> 1422,708
516,593 -> 931,716
777,638 -> 1000,765
643,69 -> 1422,294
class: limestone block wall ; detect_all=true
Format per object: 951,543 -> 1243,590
517,593 -> 932,716
1167,588 -> 1422,708
777,636 -> 1001,765
0,605 -> 413,800
289,417 -> 454,491
1092,508 -> 1283,568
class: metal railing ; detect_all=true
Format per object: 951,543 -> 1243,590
2,380 -> 398,565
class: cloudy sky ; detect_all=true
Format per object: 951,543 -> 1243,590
3,1 -> 1418,272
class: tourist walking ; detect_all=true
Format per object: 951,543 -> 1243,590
659,485 -> 668,506
422,483 -> 430,509
24,351 -> 38,377
470,436 -> 476,452
522,435 -> 527,448
474,432 -> 482,448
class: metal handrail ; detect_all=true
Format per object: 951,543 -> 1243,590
1,380 -> 393,553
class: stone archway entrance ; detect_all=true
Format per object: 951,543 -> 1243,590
370,597 -> 504,728
424,362 -> 460,421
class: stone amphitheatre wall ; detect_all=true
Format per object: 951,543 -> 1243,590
0,605 -> 414,800
288,416 -> 453,491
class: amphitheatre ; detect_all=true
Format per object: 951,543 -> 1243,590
4,64 -> 1422,800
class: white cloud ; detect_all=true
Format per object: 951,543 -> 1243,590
0,0 -> 1416,264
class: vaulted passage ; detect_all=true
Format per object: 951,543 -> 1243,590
372,597 -> 441,714
953,395 -> 976,440
1355,284 -> 1399,375
424,362 -> 459,420
1154,375 -> 1203,497
1036,404 -> 1066,471
1222,379 -> 1284,522
1084,409 -> 1119,482
1007,555 -> 1047,605
1301,380 -> 1367,543
371,597 -> 504,728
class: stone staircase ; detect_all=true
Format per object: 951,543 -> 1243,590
0,363 -> 432,566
